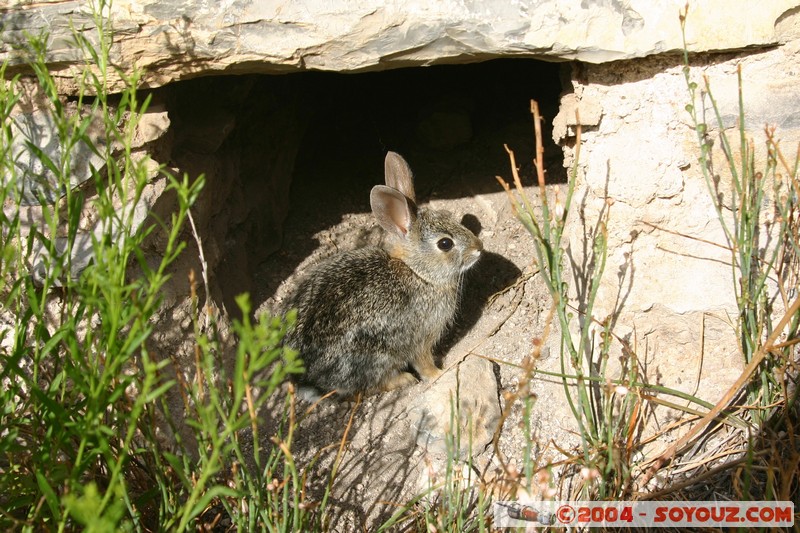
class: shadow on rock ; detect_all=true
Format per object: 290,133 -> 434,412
247,385 -> 421,528
437,247 -> 522,356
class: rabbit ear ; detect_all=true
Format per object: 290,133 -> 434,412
384,151 -> 416,203
370,185 -> 417,238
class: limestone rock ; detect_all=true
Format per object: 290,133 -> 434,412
8,106 -> 107,205
131,107 -> 171,149
22,157 -> 165,287
1,1 -> 796,94
408,356 -> 500,458
545,42 -> 800,425
4,88 -> 171,285
552,92 -> 603,143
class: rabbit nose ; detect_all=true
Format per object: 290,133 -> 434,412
468,236 -> 484,257
464,246 -> 482,269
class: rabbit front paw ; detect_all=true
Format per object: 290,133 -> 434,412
414,353 -> 443,381
381,371 -> 418,391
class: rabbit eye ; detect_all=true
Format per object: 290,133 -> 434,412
437,237 -> 454,251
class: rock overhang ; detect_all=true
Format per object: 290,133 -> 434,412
2,0 -> 797,93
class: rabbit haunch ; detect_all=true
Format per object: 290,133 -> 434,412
284,152 -> 482,397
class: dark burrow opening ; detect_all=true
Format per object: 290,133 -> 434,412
164,58 -> 567,318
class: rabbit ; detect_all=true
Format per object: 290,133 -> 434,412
284,151 -> 483,398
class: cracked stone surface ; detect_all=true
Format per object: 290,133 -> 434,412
408,355 -> 501,458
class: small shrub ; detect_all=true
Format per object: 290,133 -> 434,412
0,2 -> 307,531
